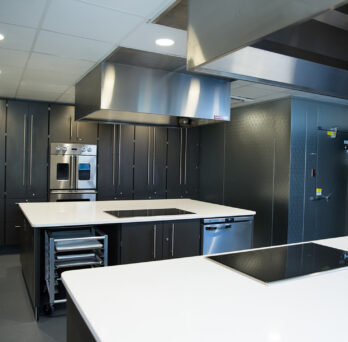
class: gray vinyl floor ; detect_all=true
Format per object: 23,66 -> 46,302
0,253 -> 66,342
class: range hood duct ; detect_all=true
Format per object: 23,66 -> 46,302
75,62 -> 231,127
186,0 -> 348,99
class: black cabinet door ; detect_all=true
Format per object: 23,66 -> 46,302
167,128 -> 184,198
184,127 -> 200,199
28,102 -> 48,198
75,121 -> 98,144
163,220 -> 201,259
152,127 -> 167,198
50,104 -> 97,144
120,222 -> 162,264
134,126 -> 151,199
116,125 -> 134,199
6,101 -> 28,197
0,199 -> 4,247
97,124 -> 116,198
0,100 -> 5,197
50,104 -> 74,143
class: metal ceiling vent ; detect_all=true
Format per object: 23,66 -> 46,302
186,0 -> 348,99
75,49 -> 231,127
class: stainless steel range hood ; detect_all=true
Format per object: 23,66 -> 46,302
186,0 -> 348,99
75,58 -> 231,127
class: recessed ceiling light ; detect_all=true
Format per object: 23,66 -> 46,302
155,38 -> 174,47
0,33 -> 5,41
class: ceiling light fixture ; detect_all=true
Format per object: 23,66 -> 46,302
0,33 -> 5,41
230,95 -> 254,102
155,38 -> 174,47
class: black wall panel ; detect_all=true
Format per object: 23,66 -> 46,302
200,98 -> 291,248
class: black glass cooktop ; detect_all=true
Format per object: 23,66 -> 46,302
208,243 -> 348,283
105,208 -> 194,218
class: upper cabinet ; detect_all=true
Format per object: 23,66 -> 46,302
134,126 -> 167,199
6,100 -> 49,198
50,104 -> 98,144
167,127 -> 200,199
98,124 -> 134,200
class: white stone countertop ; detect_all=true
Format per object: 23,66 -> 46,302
62,236 -> 348,342
18,199 -> 256,228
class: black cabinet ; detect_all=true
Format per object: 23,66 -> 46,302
184,127 -> 200,199
134,126 -> 167,199
167,127 -> 200,198
5,197 -> 44,245
6,100 -> 48,198
98,124 -> 134,200
0,101 -> 5,246
162,220 -> 201,259
0,199 -> 4,246
50,104 -> 97,144
120,222 -> 163,264
119,220 -> 201,264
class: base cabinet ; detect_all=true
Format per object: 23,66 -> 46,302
5,198 -> 45,245
119,220 -> 201,265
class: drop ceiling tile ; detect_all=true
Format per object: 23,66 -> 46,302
230,85 -> 277,99
0,0 -> 47,28
121,23 -> 187,57
22,68 -> 79,86
0,65 -> 23,83
78,0 -> 174,18
0,48 -> 29,68
0,23 -> 36,51
251,82 -> 288,93
19,80 -> 69,94
0,80 -> 18,98
43,0 -> 144,43
17,87 -> 63,102
34,30 -> 114,62
27,53 -> 94,76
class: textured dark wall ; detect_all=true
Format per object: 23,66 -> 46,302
288,98 -> 348,242
200,98 -> 291,248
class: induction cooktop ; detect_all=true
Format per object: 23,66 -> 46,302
208,243 -> 348,283
104,208 -> 194,218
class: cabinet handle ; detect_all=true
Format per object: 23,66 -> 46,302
23,114 -> 27,186
147,127 -> 151,185
152,127 -> 156,185
118,125 -> 121,186
14,225 -> 22,229
29,114 -> 33,186
153,225 -> 157,259
184,128 -> 188,185
179,128 -> 183,185
76,122 -> 79,140
171,223 -> 175,257
69,117 -> 72,140
112,125 -> 116,185
70,155 -> 74,189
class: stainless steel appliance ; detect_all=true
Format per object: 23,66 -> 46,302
202,216 -> 254,255
49,143 -> 97,201
45,228 -> 108,313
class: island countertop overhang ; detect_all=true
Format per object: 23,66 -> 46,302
18,198 -> 256,228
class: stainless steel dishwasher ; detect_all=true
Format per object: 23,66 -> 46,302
202,216 -> 254,255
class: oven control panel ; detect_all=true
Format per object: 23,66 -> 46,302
50,143 -> 97,156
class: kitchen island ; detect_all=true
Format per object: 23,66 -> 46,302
62,236 -> 348,342
18,199 -> 255,319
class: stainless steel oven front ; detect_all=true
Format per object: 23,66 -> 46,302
49,143 -> 97,200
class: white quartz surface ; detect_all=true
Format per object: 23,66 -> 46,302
62,236 -> 348,342
18,199 -> 255,227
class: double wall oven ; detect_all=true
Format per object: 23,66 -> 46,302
49,143 -> 97,201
